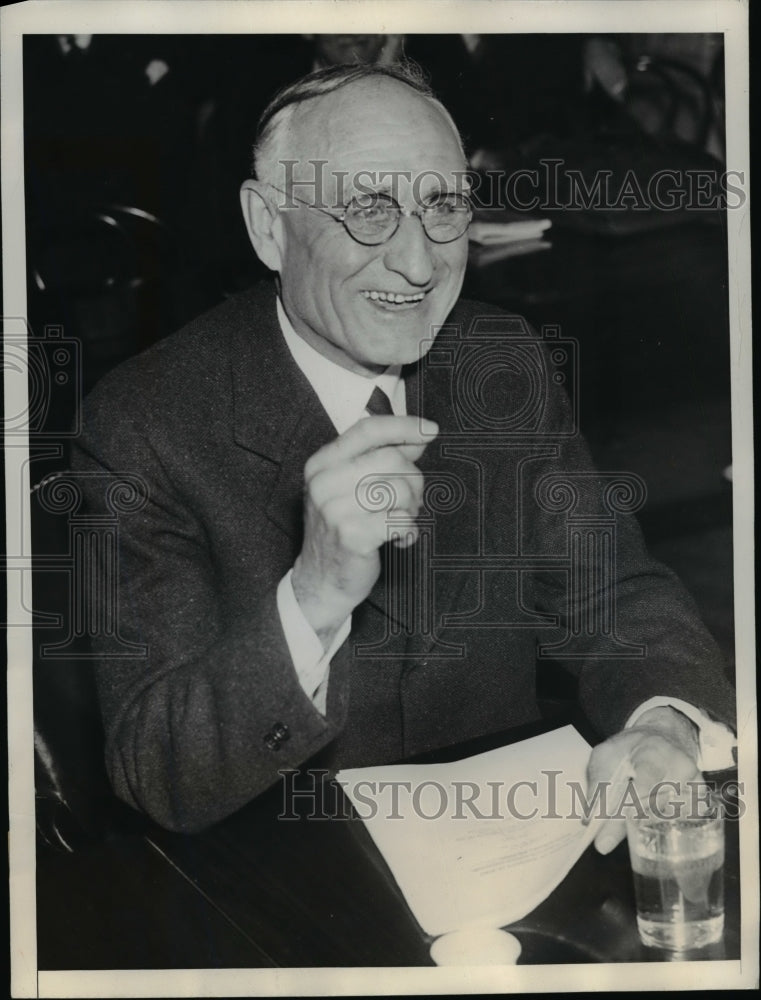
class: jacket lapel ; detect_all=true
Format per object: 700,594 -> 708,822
362,353 -> 477,644
229,283 -> 336,541
264,408 -> 336,542
229,285 -> 472,640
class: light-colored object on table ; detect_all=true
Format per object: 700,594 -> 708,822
626,803 -> 725,950
469,238 -> 552,267
337,726 -> 598,937
144,59 -> 170,86
468,218 -> 552,246
430,927 -> 522,966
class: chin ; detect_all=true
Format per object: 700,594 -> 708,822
382,331 -> 438,368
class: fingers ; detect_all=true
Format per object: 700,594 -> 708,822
629,733 -> 702,790
309,449 -> 425,519
305,415 -> 438,477
586,729 -> 705,855
586,730 -> 637,791
296,415 -> 438,619
594,818 -> 626,855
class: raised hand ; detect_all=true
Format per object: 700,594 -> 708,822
292,414 -> 438,647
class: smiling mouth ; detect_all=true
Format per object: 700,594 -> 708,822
360,289 -> 429,309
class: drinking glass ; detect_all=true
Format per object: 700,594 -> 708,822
626,801 -> 724,951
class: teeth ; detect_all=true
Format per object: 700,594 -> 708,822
362,290 -> 426,303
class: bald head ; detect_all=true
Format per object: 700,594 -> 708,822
240,63 -> 470,376
253,64 -> 465,191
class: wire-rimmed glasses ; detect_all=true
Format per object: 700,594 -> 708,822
267,184 -> 472,246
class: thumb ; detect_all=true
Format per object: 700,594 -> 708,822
594,816 -> 627,855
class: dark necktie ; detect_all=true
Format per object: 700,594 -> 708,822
366,386 -> 394,417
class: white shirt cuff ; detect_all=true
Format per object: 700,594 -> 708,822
276,569 -> 352,715
625,696 -> 736,771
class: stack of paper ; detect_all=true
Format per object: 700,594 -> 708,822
468,218 -> 552,265
468,219 -> 552,246
336,726 -> 597,938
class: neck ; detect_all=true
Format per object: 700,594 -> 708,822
281,306 -> 387,378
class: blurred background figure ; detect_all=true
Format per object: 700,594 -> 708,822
582,33 -> 726,161
25,34 -> 199,225
24,34 -> 210,390
305,33 -> 404,68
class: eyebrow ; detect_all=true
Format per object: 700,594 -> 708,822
345,180 -> 473,202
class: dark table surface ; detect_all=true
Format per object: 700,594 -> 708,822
142,718 -> 740,969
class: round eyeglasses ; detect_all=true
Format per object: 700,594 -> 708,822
268,185 -> 472,246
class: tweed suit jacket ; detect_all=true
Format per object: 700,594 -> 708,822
72,281 -> 736,832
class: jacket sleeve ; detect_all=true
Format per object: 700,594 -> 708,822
70,392 -> 348,834
523,366 -> 737,740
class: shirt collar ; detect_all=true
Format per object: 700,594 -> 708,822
276,297 -> 404,433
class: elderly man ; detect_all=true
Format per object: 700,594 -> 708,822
73,64 -> 735,838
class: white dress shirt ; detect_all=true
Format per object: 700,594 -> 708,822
275,298 -> 404,714
273,298 -> 735,768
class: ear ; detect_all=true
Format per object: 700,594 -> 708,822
240,180 -> 284,272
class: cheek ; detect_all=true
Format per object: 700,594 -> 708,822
291,222 -> 357,283
281,224 -> 335,310
441,242 -> 469,278
300,234 -> 368,332
436,246 -> 468,304
311,239 -> 374,313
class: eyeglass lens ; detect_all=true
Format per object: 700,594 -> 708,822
344,194 -> 471,245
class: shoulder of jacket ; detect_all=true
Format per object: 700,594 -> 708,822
83,282 -> 275,409
448,297 -> 530,327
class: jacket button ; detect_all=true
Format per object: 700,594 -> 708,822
264,722 -> 290,751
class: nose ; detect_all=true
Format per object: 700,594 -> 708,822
382,212 -> 435,287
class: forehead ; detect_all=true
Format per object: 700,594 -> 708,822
289,78 -> 467,190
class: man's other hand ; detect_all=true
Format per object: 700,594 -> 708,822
292,414 -> 438,646
586,705 -> 702,854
